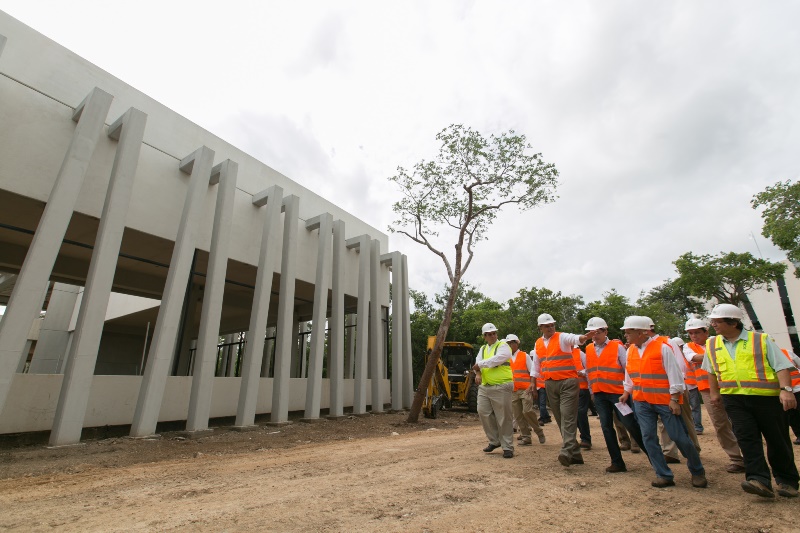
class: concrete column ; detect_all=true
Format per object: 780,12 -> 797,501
380,251 -> 404,411
345,235 -> 370,415
369,239 -> 384,413
130,146 -> 215,437
234,186 -> 283,428
328,220 -> 345,418
303,213 -> 333,420
0,87 -> 113,414
48,107 -> 147,445
401,254 -> 413,410
270,195 -> 300,424
185,159 -> 238,432
344,314 -> 355,379
29,283 -> 81,374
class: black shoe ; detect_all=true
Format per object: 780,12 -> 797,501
651,477 -> 675,488
503,449 -> 514,459
483,444 -> 500,453
605,463 -> 627,473
558,454 -> 571,467
664,455 -> 680,464
570,455 -> 585,465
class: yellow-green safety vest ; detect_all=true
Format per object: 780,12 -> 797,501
480,341 -> 513,385
706,331 -> 779,396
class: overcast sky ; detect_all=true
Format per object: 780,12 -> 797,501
3,1 -> 798,306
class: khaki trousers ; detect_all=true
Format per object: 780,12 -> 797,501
512,388 -> 544,439
545,378 -> 580,460
661,390 -> 701,458
477,382 -> 514,451
700,389 -> 744,465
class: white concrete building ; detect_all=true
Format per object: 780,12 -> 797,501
744,260 -> 800,355
0,11 -> 413,444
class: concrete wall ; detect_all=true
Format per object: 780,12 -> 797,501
0,374 -> 389,434
746,260 -> 800,351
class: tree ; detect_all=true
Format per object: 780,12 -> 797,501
408,289 -> 438,385
672,251 -> 787,306
576,289 -> 635,342
388,124 -> 559,422
752,179 -> 800,277
506,286 -> 584,350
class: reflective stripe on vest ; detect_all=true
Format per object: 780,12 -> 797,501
510,351 -> 532,391
480,341 -> 513,386
706,332 -> 779,396
781,349 -> 800,389
536,333 -> 579,381
585,340 -> 625,394
686,342 -> 710,391
626,338 -> 678,405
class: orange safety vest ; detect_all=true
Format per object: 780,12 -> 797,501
536,333 -> 579,381
573,347 -> 589,390
686,342 -> 710,391
781,349 -> 800,389
510,350 -> 532,391
536,377 -> 545,390
626,337 -> 680,405
585,340 -> 625,394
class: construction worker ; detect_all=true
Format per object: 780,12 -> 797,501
620,316 -> 707,489
673,336 -> 703,434
532,313 -> 597,467
506,334 -> 545,445
472,323 -> 515,458
683,318 -> 745,473
704,304 -> 799,498
574,345 -> 592,450
536,376 -> 551,424
781,348 -> 800,445
583,316 -> 647,473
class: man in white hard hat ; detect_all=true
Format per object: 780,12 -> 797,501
472,323 -> 515,458
683,317 -> 745,473
532,313 -> 597,467
583,316 -> 647,473
505,334 -> 546,446
619,316 -> 707,489
703,303 -> 799,498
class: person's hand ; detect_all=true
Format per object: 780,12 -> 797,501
668,399 -> 681,415
619,391 -> 630,405
709,392 -> 723,408
474,373 -> 482,386
529,388 -> 538,402
472,363 -> 481,373
780,390 -> 797,411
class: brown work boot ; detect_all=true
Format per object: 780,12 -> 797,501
558,454 -> 571,467
741,479 -> 775,498
691,474 -> 708,488
538,433 -> 546,444
630,444 -> 641,454
777,484 -> 799,498
664,454 -> 680,464
570,454 -> 585,465
619,442 -> 631,451
580,441 -> 592,450
519,436 -> 532,446
605,463 -> 627,473
726,463 -> 746,474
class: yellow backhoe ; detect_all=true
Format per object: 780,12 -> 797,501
422,336 -> 479,418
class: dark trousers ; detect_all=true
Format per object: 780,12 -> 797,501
594,391 -> 648,466
723,394 -> 800,490
578,389 -> 592,444
538,388 -> 551,422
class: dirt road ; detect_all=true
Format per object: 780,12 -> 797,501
0,409 -> 797,532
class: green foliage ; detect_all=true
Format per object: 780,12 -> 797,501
506,287 -> 584,352
408,289 -> 438,384
673,251 -> 787,306
577,290 -> 635,342
752,180 -> 800,277
434,283 -> 503,345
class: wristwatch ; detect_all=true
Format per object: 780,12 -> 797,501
783,386 -> 793,393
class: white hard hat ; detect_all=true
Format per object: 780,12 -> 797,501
685,318 -> 709,331
481,323 -> 498,334
585,317 -> 608,331
708,303 -> 744,320
537,313 -> 556,325
505,334 -> 520,343
671,337 -> 685,347
644,316 -> 655,327
621,316 -> 651,330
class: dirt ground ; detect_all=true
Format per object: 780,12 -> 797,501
0,406 -> 798,532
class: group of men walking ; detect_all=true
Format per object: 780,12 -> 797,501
472,304 -> 800,498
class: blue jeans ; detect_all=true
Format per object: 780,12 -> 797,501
578,389 -> 591,444
594,391 -> 647,466
538,388 -> 551,421
688,388 -> 703,433
634,400 -> 705,480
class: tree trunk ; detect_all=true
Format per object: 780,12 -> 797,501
406,277 -> 461,423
